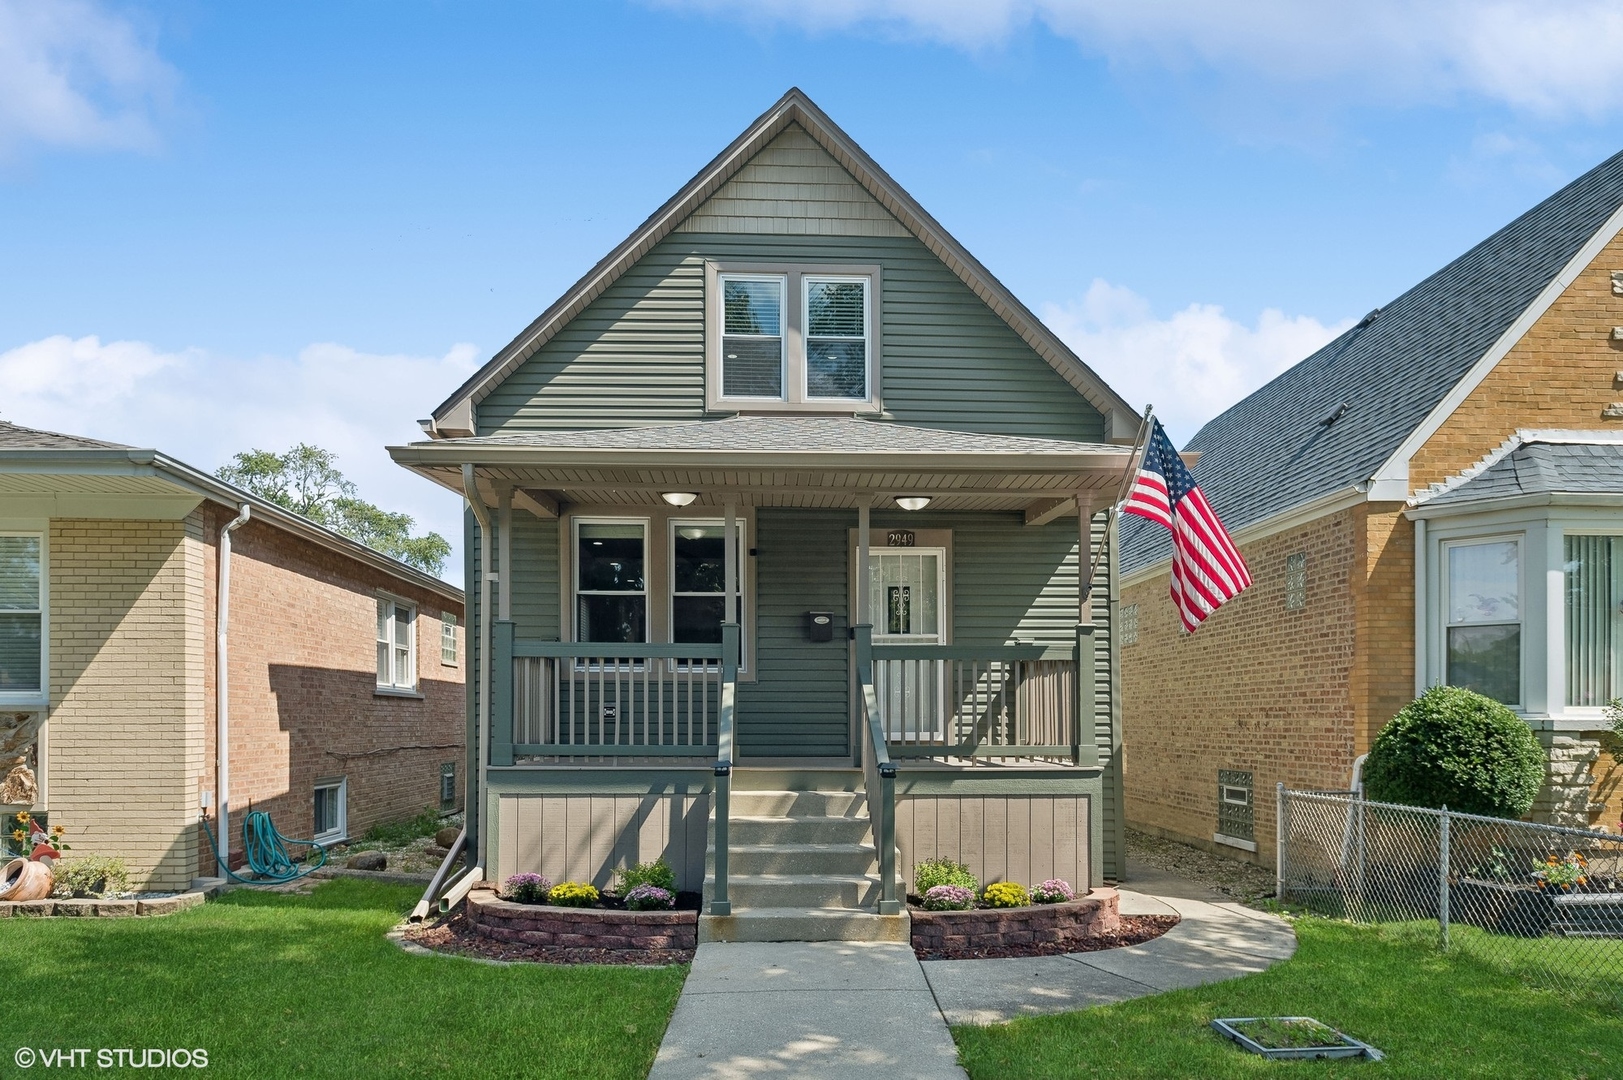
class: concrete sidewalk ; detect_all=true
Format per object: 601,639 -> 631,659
648,941 -> 966,1080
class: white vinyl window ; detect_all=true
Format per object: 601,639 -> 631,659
376,598 -> 417,691
575,521 -> 648,645
0,534 -> 44,703
441,612 -> 459,666
803,276 -> 870,400
312,778 -> 346,843
669,520 -> 746,647
719,275 -> 786,399
1564,534 -> 1623,707
1444,538 -> 1521,706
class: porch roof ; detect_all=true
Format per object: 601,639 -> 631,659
389,416 -> 1147,514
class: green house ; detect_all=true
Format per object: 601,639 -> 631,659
391,89 -> 1139,941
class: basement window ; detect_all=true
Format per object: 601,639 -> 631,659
1215,769 -> 1255,851
439,762 -> 457,811
313,778 -> 347,844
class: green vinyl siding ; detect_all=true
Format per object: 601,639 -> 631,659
736,508 -> 851,758
478,232 -> 1102,440
507,511 -> 560,641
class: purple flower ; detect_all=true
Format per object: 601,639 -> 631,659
1031,879 -> 1075,904
921,884 -> 976,911
503,873 -> 552,904
625,883 -> 675,911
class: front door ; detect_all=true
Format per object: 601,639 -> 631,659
870,549 -> 945,741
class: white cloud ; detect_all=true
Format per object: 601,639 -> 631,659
1041,280 -> 1352,445
0,335 -> 480,583
0,0 -> 177,157
659,0 -> 1623,117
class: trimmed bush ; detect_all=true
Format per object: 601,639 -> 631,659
915,857 -> 977,895
921,885 -> 976,911
980,881 -> 1029,908
1363,686 -> 1545,818
501,873 -> 551,904
548,881 -> 600,907
614,858 -> 676,895
1030,878 -> 1075,904
53,855 -> 130,899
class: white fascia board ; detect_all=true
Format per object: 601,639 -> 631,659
1119,484 -> 1370,590
1407,491 -> 1623,521
1368,201 -> 1623,497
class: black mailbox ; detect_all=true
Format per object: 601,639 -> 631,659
806,611 -> 834,642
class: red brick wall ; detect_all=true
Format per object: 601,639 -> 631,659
197,504 -> 464,867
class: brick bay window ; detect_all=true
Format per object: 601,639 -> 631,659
376,597 -> 417,693
706,262 -> 880,412
0,533 -> 44,706
1444,538 -> 1521,706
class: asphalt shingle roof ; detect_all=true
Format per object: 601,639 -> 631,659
0,421 -> 128,450
1121,147 -> 1623,575
433,415 -> 1119,456
1424,439 -> 1623,506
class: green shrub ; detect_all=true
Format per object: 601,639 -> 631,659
53,855 -> 130,899
360,807 -> 442,848
548,881 -> 600,907
1363,685 -> 1545,817
914,857 -> 977,895
614,858 -> 676,895
980,881 -> 1029,908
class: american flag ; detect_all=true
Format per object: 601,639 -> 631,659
1123,419 -> 1251,632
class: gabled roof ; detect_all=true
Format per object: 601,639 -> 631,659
428,88 -> 1138,440
1122,146 -> 1623,575
1412,431 -> 1623,510
0,420 -> 128,450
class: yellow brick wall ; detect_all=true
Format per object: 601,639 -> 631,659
1410,231 -> 1623,490
45,518 -> 205,891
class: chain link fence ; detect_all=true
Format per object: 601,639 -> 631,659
1278,786 -> 1623,1000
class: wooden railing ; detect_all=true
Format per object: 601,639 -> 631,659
868,642 -> 1082,760
491,624 -> 729,761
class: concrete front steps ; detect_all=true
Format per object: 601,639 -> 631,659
700,771 -> 909,943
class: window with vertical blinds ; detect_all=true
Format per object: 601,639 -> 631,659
0,535 -> 43,697
1565,535 -> 1623,707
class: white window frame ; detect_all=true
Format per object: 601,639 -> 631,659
705,260 -> 882,414
376,596 -> 418,693
312,777 -> 347,844
667,518 -> 748,669
715,272 -> 787,402
440,612 -> 459,667
801,274 -> 872,403
572,517 -> 651,647
1441,534 -> 1525,709
0,529 -> 47,710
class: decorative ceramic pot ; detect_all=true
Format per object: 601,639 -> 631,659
0,857 -> 53,902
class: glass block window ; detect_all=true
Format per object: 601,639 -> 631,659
1445,538 -> 1520,706
1217,769 -> 1254,843
1121,603 -> 1139,646
1284,552 -> 1307,610
439,762 -> 457,811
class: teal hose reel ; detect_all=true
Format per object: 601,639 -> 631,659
201,810 -> 328,884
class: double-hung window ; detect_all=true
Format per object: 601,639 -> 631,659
0,534 -> 44,702
1564,534 -> 1623,706
376,598 -> 417,692
440,612 -> 459,666
670,521 -> 745,645
576,522 -> 647,644
1444,538 -> 1521,706
709,263 -> 878,411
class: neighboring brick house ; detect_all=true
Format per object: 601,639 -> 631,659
0,422 -> 464,889
1121,148 -> 1623,863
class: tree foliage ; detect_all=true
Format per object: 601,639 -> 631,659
218,444 -> 451,576
1362,685 -> 1546,818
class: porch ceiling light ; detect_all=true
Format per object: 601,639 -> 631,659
661,492 -> 698,507
895,495 -> 932,511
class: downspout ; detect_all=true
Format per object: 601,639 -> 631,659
462,466 -> 493,876
216,503 -> 251,870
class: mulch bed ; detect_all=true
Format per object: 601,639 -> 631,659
404,910 -> 695,966
912,913 -> 1179,961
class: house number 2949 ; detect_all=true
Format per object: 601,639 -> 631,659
886,530 -> 915,547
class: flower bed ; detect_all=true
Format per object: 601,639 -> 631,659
465,889 -> 699,951
909,887 -> 1122,955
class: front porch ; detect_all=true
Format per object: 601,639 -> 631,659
392,415 -> 1136,937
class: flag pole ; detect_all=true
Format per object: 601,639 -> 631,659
1082,404 -> 1155,600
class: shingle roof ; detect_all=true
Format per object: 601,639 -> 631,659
1121,147 -> 1623,575
0,420 -> 128,450
433,415 -> 1120,456
1422,437 -> 1623,507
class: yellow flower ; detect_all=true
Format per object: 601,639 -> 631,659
11,829 -> 24,843
14,812 -> 27,823
50,825 -> 63,836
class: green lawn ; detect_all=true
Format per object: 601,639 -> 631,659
2,879 -> 686,1078
952,916 -> 1623,1080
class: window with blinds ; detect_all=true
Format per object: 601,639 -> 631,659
0,535 -> 43,699
1565,535 -> 1623,707
1445,538 -> 1521,706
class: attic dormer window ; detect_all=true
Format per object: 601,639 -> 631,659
708,261 -> 882,413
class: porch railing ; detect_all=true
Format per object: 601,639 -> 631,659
854,624 -> 901,914
868,642 -> 1082,760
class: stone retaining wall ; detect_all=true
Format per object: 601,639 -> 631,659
910,888 -> 1120,951
466,890 -> 698,950
0,892 -> 208,918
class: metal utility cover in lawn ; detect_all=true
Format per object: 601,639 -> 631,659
1211,1017 -> 1384,1061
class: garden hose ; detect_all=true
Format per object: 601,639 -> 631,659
200,810 -> 327,885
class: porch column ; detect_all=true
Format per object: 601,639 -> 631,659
1074,493 -> 1100,769
724,497 -> 738,626
856,496 -> 871,625
498,488 -> 513,622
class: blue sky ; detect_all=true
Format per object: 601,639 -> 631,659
6,0 -> 1623,584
